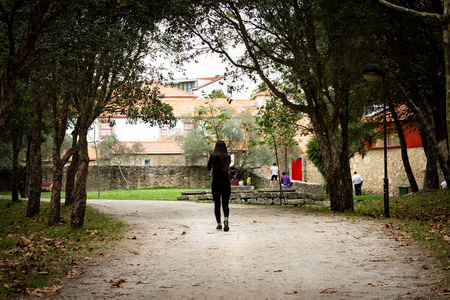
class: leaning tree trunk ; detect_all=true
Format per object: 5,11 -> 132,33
70,132 -> 89,228
49,164 -> 63,225
26,100 -> 44,217
65,124 -> 80,206
388,103 -> 419,192
65,153 -> 78,206
419,122 -> 439,190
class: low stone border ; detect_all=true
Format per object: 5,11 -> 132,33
177,187 -> 330,207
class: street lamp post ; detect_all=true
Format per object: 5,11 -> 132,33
362,63 -> 389,218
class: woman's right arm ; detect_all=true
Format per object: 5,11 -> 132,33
207,156 -> 213,171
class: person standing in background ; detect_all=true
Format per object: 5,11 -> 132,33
269,162 -> 279,187
352,171 -> 363,196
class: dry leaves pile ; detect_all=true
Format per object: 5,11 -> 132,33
0,199 -> 124,297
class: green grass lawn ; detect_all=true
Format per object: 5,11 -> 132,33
0,199 -> 126,297
39,187 -> 209,201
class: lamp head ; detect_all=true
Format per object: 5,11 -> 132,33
362,64 -> 385,82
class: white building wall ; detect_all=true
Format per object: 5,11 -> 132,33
192,80 -> 227,97
89,118 -> 186,143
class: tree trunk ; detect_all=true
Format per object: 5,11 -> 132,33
26,100 -> 44,217
313,119 -> 354,212
70,132 -> 89,228
65,152 -> 78,206
443,2 -> 450,156
117,164 -> 129,190
65,124 -> 80,206
388,104 -> 419,192
0,0 -> 53,140
48,165 -> 63,225
419,122 -> 439,190
402,86 -> 450,186
11,125 -> 23,203
21,138 -> 32,199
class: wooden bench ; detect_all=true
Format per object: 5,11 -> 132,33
41,182 -> 52,192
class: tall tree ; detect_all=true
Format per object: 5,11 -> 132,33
377,0 -> 450,185
177,0 -> 377,211
0,0 -> 54,139
23,0 -> 177,227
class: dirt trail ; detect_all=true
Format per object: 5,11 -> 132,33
48,200 -> 449,299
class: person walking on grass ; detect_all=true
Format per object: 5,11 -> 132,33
269,162 -> 279,187
207,140 -> 231,232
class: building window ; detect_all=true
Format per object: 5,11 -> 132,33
161,125 -> 168,137
184,122 -> 195,134
175,81 -> 196,93
144,160 -> 150,165
371,133 -> 401,148
100,122 -> 113,137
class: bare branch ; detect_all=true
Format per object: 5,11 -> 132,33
378,0 -> 442,20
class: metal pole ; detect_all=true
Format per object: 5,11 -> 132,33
383,76 -> 389,218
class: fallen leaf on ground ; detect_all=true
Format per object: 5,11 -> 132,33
367,283 -> 386,287
110,279 -> 126,288
137,281 -> 152,284
286,291 -> 298,294
274,270 -> 283,272
115,292 -> 129,295
127,236 -> 137,240
26,285 -> 62,296
321,288 -> 337,294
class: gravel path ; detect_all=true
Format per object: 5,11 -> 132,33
51,200 -> 448,300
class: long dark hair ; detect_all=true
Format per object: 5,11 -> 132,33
211,140 -> 229,172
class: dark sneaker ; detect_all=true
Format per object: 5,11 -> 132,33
216,225 -> 222,230
224,219 -> 229,232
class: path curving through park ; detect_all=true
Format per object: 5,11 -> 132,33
53,200 -> 448,299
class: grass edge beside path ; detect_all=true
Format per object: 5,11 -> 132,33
0,199 -> 127,298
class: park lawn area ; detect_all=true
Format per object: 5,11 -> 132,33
40,187 -> 209,201
0,199 -> 126,297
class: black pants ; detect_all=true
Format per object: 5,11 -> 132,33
354,183 -> 362,196
211,181 -> 231,223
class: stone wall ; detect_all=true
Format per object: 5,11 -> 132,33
42,165 -> 212,190
297,142 -> 447,195
177,187 -> 329,206
38,165 -> 326,193
350,147 -> 426,195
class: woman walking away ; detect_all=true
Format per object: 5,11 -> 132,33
207,140 -> 231,232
